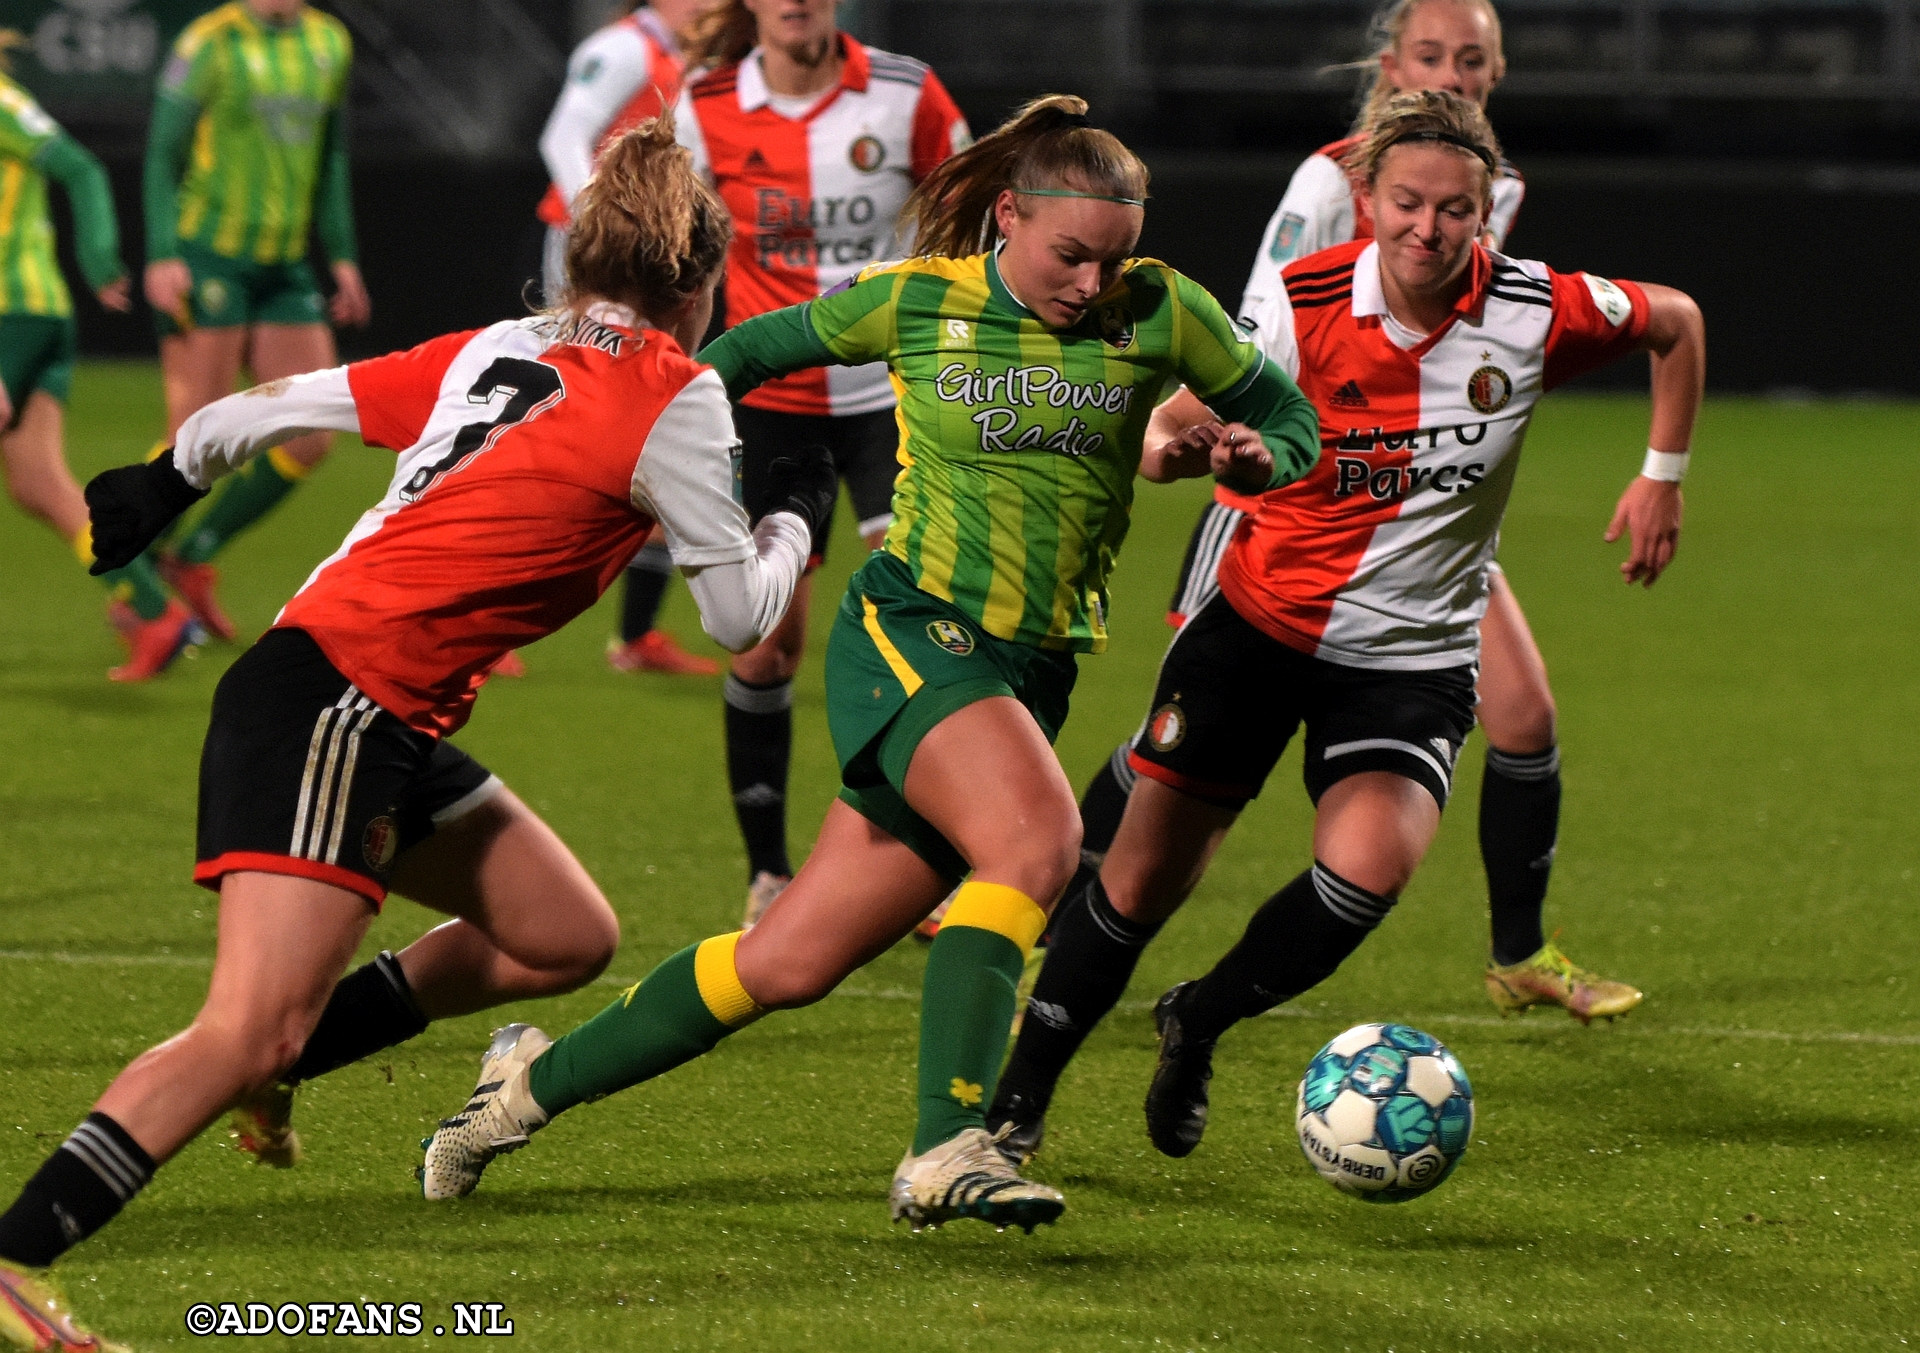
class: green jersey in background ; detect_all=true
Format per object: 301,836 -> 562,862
0,73 -> 123,318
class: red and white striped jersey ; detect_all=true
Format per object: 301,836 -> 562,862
1240,133 -> 1525,320
674,35 -> 968,416
178,312 -> 767,736
537,9 -> 684,228
1221,239 -> 1648,669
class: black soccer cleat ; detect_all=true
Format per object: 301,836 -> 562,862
1144,982 -> 1215,1158
985,1085 -> 1050,1167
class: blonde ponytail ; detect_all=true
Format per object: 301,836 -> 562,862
901,94 -> 1149,259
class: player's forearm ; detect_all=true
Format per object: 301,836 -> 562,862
681,513 -> 811,652
1138,386 -> 1216,483
1209,362 -> 1321,490
700,305 -> 836,401
1641,284 -> 1704,454
314,109 -> 358,264
141,95 -> 195,260
38,134 -> 125,292
172,369 -> 361,489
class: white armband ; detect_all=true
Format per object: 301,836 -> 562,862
1640,449 -> 1690,483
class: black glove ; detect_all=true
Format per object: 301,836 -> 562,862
84,451 -> 206,574
760,443 -> 837,555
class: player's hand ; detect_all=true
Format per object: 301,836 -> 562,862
1149,418 -> 1221,480
96,277 -> 133,313
1210,422 -> 1273,496
330,261 -> 371,327
1604,474 -> 1683,587
84,453 -> 207,574
763,443 -> 837,554
143,259 -> 192,324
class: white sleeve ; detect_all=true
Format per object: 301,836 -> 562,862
671,86 -> 712,184
1486,169 -> 1525,251
171,367 -> 361,490
539,25 -> 653,210
1241,287 -> 1301,383
629,369 -> 809,652
1239,154 -> 1356,318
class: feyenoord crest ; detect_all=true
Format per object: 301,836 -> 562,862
362,815 -> 400,872
1096,303 -> 1134,351
1466,365 -> 1512,415
926,620 -> 974,655
849,135 -> 886,172
1147,702 -> 1186,751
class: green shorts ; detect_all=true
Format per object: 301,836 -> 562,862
0,313 -> 77,416
826,550 -> 1078,882
153,240 -> 327,337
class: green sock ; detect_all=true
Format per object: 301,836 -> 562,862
913,909 -> 1037,1154
174,451 -> 304,564
102,555 -> 171,621
527,936 -> 760,1118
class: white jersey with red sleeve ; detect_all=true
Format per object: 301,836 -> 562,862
170,308 -> 809,737
537,9 -> 684,228
1220,239 -> 1648,669
673,35 -> 969,417
1240,134 -> 1526,320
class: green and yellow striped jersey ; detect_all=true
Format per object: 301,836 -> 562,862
157,2 -> 351,263
0,76 -> 73,317
708,250 -> 1317,652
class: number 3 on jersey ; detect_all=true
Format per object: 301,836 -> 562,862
398,358 -> 566,502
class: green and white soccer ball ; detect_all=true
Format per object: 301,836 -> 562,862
1295,1022 -> 1473,1203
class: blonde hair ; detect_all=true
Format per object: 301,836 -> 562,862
559,114 -> 731,320
900,94 -> 1149,259
1354,0 -> 1506,129
683,1 -> 758,72
1346,89 -> 1502,200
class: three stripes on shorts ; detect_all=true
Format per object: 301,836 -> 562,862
291,686 -> 380,867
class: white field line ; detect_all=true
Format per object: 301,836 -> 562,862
5,949 -> 1917,1049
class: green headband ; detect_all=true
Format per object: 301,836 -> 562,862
1014,187 -> 1147,207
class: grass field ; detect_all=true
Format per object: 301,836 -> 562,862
2,363 -> 1916,1351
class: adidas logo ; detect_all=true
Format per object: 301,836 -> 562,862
744,148 -> 769,172
1329,379 -> 1369,409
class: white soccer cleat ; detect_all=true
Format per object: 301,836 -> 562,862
742,871 -> 789,928
418,1023 -> 552,1200
888,1126 -> 1065,1233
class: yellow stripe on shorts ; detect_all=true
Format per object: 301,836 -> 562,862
693,931 -> 762,1028
861,595 -> 923,698
941,881 -> 1048,955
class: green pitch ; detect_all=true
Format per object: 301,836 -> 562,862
2,363 -> 1915,1350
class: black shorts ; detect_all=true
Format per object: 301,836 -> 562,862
734,403 -> 899,563
194,628 -> 502,908
1128,593 -> 1478,811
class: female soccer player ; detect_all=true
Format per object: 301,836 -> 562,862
538,0 -> 719,677
417,95 -> 1320,1233
674,0 -> 970,925
989,91 -> 1703,1164
0,62 -> 196,681
138,0 -> 370,643
1071,0 -> 1640,1021
0,120 -> 820,1352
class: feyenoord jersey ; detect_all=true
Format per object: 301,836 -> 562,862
1223,239 -> 1648,669
536,10 -> 683,228
675,36 -> 968,417
1240,134 -> 1525,320
160,2 -> 351,265
705,252 -> 1279,652
274,313 -> 744,735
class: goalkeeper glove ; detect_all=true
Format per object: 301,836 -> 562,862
85,451 -> 206,573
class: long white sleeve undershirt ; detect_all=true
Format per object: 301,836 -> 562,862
540,22 -> 655,211
170,367 -> 361,490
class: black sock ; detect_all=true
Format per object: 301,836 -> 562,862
0,1114 -> 154,1268
620,540 -> 674,643
724,675 -> 792,880
1000,878 -> 1164,1109
1178,863 -> 1394,1042
1080,741 -> 1136,857
1480,746 -> 1560,965
284,951 -> 428,1085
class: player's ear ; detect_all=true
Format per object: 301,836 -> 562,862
991,189 -> 1022,241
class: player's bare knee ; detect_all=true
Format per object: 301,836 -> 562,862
1484,690 -> 1556,755
993,818 -> 1081,909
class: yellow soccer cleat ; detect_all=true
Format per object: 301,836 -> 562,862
0,1260 -> 128,1353
228,1082 -> 301,1168
1484,937 -> 1644,1025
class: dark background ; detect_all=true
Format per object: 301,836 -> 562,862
14,0 -> 1920,393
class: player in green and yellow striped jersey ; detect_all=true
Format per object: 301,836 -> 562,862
415,98 -> 1321,1233
0,45 -> 204,681
138,0 -> 368,641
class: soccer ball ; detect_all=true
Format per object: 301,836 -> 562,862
1295,1023 -> 1473,1203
